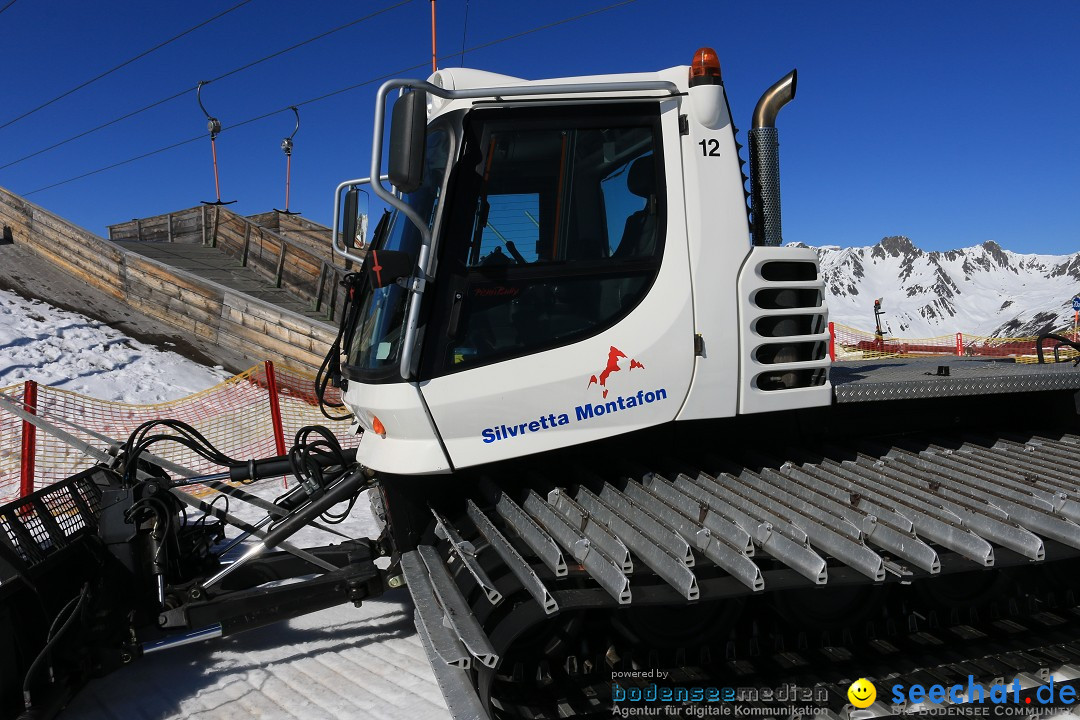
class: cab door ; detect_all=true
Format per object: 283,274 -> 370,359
419,100 -> 695,469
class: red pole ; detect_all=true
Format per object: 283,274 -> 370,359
19,380 -> 37,498
284,153 -> 292,212
955,332 -> 963,357
264,361 -> 288,487
265,361 -> 287,456
430,0 -> 437,72
828,321 -> 836,361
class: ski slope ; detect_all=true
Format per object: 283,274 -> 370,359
0,288 -> 230,402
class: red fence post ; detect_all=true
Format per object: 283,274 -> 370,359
828,322 -> 836,361
19,380 -> 37,498
955,332 -> 963,357
264,361 -> 288,457
264,361 -> 289,487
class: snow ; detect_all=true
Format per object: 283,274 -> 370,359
0,287 -> 447,719
60,474 -> 449,720
0,288 -> 230,401
64,595 -> 448,720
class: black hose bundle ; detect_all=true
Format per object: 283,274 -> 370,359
277,426 -> 362,524
315,272 -> 367,421
119,419 -> 240,486
287,426 -> 348,484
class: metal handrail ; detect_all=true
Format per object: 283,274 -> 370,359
1037,333 -> 1080,365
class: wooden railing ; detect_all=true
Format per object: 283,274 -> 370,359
109,206 -> 355,321
108,207 -> 204,244
1,185 -> 337,373
246,211 -> 338,259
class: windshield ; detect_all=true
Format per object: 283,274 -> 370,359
346,128 -> 450,379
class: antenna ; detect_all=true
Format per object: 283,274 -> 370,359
197,81 -> 236,205
275,106 -> 301,215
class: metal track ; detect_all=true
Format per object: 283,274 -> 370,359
403,432 -> 1080,719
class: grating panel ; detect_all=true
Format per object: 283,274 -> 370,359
0,515 -> 39,563
0,472 -> 102,569
45,487 -> 86,538
833,358 -> 1080,403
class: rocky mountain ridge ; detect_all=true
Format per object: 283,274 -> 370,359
799,237 -> 1080,338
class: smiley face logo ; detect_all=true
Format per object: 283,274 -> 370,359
848,678 -> 877,709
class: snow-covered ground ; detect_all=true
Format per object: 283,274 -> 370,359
0,287 -> 448,719
0,288 -> 230,401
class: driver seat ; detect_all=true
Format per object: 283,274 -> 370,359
613,154 -> 660,260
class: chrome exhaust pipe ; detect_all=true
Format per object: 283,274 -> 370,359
750,69 -> 797,246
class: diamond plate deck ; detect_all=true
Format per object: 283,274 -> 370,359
832,357 -> 1080,403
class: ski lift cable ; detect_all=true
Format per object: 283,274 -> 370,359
0,0 -> 418,172
0,0 -> 19,18
0,0 -> 255,132
22,0 -> 641,197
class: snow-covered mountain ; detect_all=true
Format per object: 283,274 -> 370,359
800,237 -> 1080,338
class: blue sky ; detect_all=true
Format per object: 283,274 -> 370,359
1,0 -> 1077,254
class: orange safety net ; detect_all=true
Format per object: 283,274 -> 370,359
0,364 -> 358,504
831,323 -> 1080,363
0,383 -> 28,501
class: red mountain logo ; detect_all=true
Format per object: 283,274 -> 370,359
587,346 -> 644,399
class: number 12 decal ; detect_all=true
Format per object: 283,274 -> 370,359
698,138 -> 721,157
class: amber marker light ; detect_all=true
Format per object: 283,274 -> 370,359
689,47 -> 722,86
371,415 -> 386,437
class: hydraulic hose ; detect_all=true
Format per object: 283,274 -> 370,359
21,583 -> 91,714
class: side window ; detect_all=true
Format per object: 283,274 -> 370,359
473,193 -> 540,265
431,108 -> 665,374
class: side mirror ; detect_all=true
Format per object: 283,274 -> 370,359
388,90 -> 428,193
362,248 -> 413,289
342,187 -> 360,248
